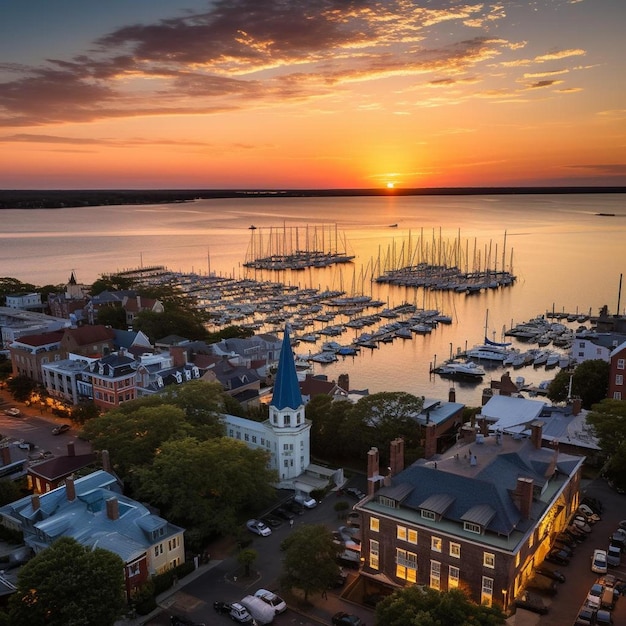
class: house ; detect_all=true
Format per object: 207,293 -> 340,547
354,422 -> 585,613
5,292 -> 43,311
0,440 -> 29,481
608,340 -> 626,400
570,332 -> 626,365
0,469 -> 185,600
0,306 -> 69,349
27,442 -> 96,494
47,272 -> 88,320
41,355 -> 94,405
9,330 -> 65,384
60,324 -> 116,358
88,353 -> 138,411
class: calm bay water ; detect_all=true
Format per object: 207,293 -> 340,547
1,193 -> 624,405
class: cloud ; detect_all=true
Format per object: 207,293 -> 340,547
526,79 -> 563,89
566,164 -> 626,175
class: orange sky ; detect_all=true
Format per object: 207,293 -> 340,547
1,0 -> 625,189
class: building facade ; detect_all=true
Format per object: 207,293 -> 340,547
354,423 -> 584,614
608,340 -> 626,400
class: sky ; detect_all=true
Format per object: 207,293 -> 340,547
0,0 -> 624,189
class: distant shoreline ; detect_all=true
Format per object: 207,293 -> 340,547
0,186 -> 624,209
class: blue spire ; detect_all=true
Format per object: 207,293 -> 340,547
271,325 -> 302,410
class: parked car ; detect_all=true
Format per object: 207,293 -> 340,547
261,515 -> 281,529
213,601 -> 255,624
514,590 -> 548,615
609,531 -> 626,551
294,493 -> 317,508
581,496 -> 603,514
4,407 -> 21,417
572,517 -> 592,533
586,583 -> 604,609
170,615 -> 206,626
618,520 -> 626,531
246,519 -> 272,537
52,424 -> 70,435
345,487 -> 366,500
535,565 -> 566,583
578,504 -> 601,522
254,589 -> 287,614
526,574 -> 558,596
596,609 -> 614,626
273,506 -> 294,521
17,440 -> 36,451
546,549 -> 570,566
592,549 -> 608,574
574,604 -> 597,626
332,612 -> 364,626
607,544 -> 621,567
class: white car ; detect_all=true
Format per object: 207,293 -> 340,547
591,550 -> 608,575
246,519 -> 272,537
4,407 -> 21,417
254,588 -> 287,613
294,494 -> 317,508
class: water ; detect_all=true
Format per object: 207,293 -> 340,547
1,193 -> 624,406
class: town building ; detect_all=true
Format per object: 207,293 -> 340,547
27,442 -> 96,494
223,326 -> 343,492
354,420 -> 585,614
0,306 -> 69,349
0,469 -> 185,600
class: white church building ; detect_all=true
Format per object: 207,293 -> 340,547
223,326 -> 343,493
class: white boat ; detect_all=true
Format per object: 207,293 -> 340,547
309,352 -> 338,363
545,353 -> 560,368
533,351 -> 549,367
465,345 -> 510,362
321,341 -> 342,352
435,360 -> 486,379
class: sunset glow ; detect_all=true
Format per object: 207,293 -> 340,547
0,0 -> 624,189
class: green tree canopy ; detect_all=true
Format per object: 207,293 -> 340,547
376,586 -> 505,626
96,304 -> 128,329
280,524 -> 343,602
6,375 -> 37,403
8,537 -> 125,626
133,437 -> 276,539
547,360 -> 609,408
587,399 -> 626,489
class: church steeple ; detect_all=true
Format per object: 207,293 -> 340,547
271,325 -> 302,411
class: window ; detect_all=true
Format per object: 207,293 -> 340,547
154,544 -> 163,557
370,517 -> 380,532
618,358 -> 625,370
128,562 -> 141,577
379,496 -> 397,509
448,565 -> 460,589
396,548 -> 417,582
483,552 -> 495,568
421,510 -> 435,520
407,529 -> 418,544
481,576 -> 494,607
397,525 -> 407,541
370,540 -> 379,569
252,435 -> 257,443
463,521 -> 481,534
449,542 -> 461,558
430,560 -> 441,590
615,392 -> 623,400
616,374 -> 624,386
431,537 -> 442,552
244,434 -> 249,442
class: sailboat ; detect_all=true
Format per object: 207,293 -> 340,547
465,310 -> 513,362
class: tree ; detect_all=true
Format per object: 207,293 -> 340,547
134,437 -> 277,540
96,305 -> 127,329
586,399 -> 626,489
280,524 -> 343,603
0,479 -> 21,506
547,360 -> 609,408
375,586 -> 505,626
70,401 -> 100,425
237,548 -> 258,578
6,375 -> 37,403
8,536 -> 125,626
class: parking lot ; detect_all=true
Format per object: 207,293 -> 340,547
511,478 -> 626,625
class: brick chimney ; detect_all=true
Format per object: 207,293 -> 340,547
367,447 -> 380,495
514,477 -> 534,519
31,494 -> 40,511
67,442 -> 75,457
530,421 -> 544,449
65,477 -> 76,501
170,345 -> 187,368
338,373 -> 349,392
106,497 -> 119,521
1,446 -> 11,466
448,387 -> 456,403
571,397 -> 582,416
390,438 -> 405,475
424,422 -> 438,459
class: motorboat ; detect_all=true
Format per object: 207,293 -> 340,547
435,360 -> 486,379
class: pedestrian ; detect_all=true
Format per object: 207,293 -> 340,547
289,519 -> 294,529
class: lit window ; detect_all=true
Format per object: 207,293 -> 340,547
448,565 -> 460,589
431,537 -> 442,552
481,576 -> 494,607
396,548 -> 417,582
370,517 -> 380,532
370,540 -> 379,570
407,529 -> 418,544
430,560 -> 441,590
397,525 -> 407,541
450,543 -> 461,558
483,552 -> 495,568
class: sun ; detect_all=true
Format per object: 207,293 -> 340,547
386,182 -> 395,189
